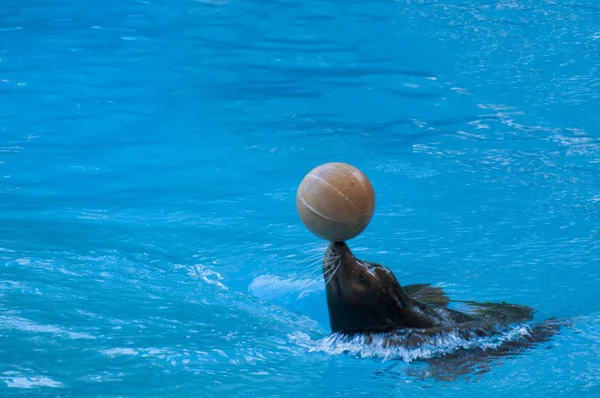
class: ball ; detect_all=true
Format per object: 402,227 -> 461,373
296,162 -> 375,242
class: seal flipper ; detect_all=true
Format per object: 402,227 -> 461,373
458,300 -> 536,324
405,317 -> 567,382
403,284 -> 451,307
402,285 -> 534,324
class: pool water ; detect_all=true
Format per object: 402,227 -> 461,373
1,0 -> 600,396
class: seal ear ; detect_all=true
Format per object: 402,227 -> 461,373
403,284 -> 450,307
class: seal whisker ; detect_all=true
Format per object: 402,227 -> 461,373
294,252 -> 331,276
297,257 -> 325,271
302,252 -> 326,261
321,258 -> 336,277
323,251 -> 339,268
322,264 -> 337,280
321,254 -> 340,280
305,261 -> 329,280
295,254 -> 325,267
324,259 -> 342,286
325,264 -> 341,286
296,253 -> 338,282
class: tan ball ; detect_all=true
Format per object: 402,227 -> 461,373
296,162 -> 375,242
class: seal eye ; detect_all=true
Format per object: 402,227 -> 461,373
359,272 -> 369,287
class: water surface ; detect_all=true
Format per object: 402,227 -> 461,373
1,0 -> 600,396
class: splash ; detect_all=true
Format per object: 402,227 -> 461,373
289,324 -> 533,363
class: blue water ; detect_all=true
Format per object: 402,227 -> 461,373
1,0 -> 600,395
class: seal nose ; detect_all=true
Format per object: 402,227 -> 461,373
324,242 -> 346,271
330,241 -> 351,256
323,241 -> 354,273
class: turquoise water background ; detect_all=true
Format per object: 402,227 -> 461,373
1,0 -> 600,396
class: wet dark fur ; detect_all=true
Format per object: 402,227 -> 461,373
322,241 -> 566,376
324,242 -> 478,334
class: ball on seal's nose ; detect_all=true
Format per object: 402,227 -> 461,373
296,162 -> 375,242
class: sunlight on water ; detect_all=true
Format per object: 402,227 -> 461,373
2,374 -> 64,390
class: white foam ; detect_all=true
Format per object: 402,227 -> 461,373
2,375 -> 63,389
101,348 -> 139,357
174,263 -> 228,290
289,324 -> 532,363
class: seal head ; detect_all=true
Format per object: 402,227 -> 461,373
323,241 -> 474,334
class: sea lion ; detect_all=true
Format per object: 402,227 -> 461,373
322,241 -> 563,354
